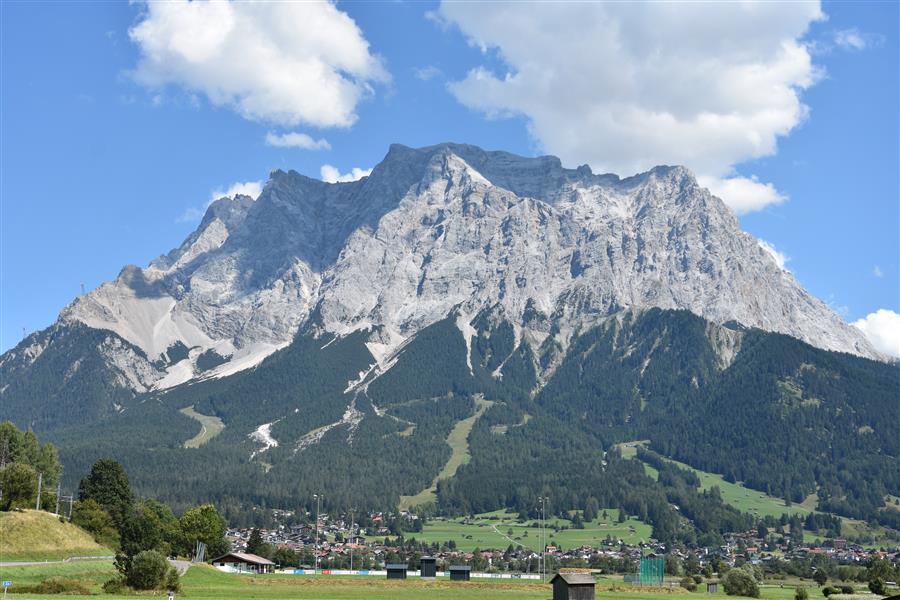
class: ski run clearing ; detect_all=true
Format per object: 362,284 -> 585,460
399,395 -> 494,510
180,405 -> 225,448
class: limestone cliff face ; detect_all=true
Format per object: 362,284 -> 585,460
13,142 -> 877,392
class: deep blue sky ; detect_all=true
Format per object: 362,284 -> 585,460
1,1 -> 897,353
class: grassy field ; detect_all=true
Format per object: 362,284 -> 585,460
180,405 -> 226,448
0,561 -> 821,600
399,397 -> 494,510
0,510 -> 111,562
412,509 -> 653,551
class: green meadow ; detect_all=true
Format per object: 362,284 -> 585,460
180,405 -> 226,448
0,561 -> 821,600
411,509 -> 652,551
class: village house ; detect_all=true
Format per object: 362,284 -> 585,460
211,552 -> 276,574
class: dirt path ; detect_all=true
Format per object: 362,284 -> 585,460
490,523 -> 519,547
169,559 -> 192,575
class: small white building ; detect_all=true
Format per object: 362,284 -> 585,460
211,552 -> 275,574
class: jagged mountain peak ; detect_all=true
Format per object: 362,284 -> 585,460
3,142 -> 880,400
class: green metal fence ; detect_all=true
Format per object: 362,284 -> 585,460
639,557 -> 664,586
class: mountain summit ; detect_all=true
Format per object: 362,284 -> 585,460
2,142 -> 877,401
2,143 -> 896,528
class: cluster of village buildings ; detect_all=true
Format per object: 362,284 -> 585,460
223,511 -> 899,573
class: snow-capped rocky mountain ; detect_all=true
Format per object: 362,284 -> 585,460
1,143 -> 879,396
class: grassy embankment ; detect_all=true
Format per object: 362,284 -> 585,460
0,510 -> 111,562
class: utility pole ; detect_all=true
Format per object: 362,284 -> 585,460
539,496 -> 549,582
35,473 -> 43,511
538,497 -> 543,582
349,508 -> 354,573
54,482 -> 61,515
313,494 -> 322,573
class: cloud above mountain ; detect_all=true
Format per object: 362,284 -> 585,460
265,132 -> 331,150
177,180 -> 262,223
852,309 -> 900,358
320,165 -> 372,183
129,0 -> 388,128
438,2 -> 824,214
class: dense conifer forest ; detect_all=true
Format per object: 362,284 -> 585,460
2,309 -> 897,542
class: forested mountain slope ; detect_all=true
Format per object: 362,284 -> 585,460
29,309 -> 899,538
1,143 -> 895,541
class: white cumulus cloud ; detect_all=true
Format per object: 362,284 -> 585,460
320,165 -> 372,183
210,181 -> 262,202
757,239 -> 790,271
698,175 -> 788,215
177,180 -> 262,223
129,0 -> 388,128
873,265 -> 884,278
437,2 -> 824,214
265,132 -> 331,150
852,309 -> 900,358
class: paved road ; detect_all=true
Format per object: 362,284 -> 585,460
0,557 -> 192,576
169,559 -> 192,575
0,556 -> 114,567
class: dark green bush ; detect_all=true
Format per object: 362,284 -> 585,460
681,576 -> 698,592
165,566 -> 181,592
126,550 -> 169,590
14,577 -> 91,595
821,586 -> 837,597
102,576 -> 127,594
723,569 -> 760,598
868,578 -> 886,596
795,586 -> 809,600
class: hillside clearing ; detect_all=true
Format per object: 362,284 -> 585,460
399,396 -> 494,510
180,405 -> 225,448
618,441 -> 811,518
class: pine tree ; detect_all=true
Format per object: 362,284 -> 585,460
247,528 -> 265,555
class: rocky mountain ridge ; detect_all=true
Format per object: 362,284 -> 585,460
1,143 -> 878,399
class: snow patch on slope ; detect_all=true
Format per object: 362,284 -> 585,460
294,399 -> 364,452
249,420 -> 281,458
456,313 -> 476,376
